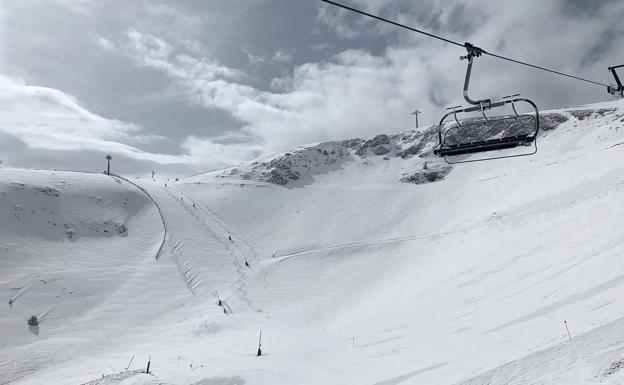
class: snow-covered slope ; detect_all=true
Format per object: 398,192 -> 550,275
0,170 -> 167,384
3,100 -> 624,385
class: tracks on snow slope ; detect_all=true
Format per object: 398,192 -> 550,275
457,314 -> 624,385
110,174 -> 167,260
276,172 -> 624,263
175,185 -> 275,309
175,185 -> 262,263
168,239 -> 201,296
162,186 -> 262,312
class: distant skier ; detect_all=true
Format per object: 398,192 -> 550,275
192,202 -> 196,208
245,260 -> 250,268
228,235 -> 232,242
8,298 -> 13,308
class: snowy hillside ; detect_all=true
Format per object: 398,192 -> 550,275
204,109 -> 580,188
3,100 -> 624,385
0,170 -> 166,384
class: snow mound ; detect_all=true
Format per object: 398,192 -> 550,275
0,171 -> 146,242
0,169 -> 165,385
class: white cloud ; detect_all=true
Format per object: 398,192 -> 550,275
96,37 -> 117,52
181,136 -> 264,168
273,49 -> 293,64
316,4 -> 363,39
246,50 -> 266,65
125,29 -> 241,81
0,74 -> 192,165
0,73 -> 275,169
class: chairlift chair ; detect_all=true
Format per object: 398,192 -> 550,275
434,43 -> 540,164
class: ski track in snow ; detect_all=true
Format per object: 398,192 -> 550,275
458,314 -> 624,385
79,369 -> 147,385
0,352 -> 56,385
176,185 -> 276,309
176,185 -> 262,263
110,174 -> 167,260
275,172 -> 624,264
162,186 -> 262,312
168,239 -> 201,296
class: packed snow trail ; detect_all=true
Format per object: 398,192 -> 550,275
175,184 -> 276,308
176,185 -> 263,265
109,174 -> 168,260
137,180 -> 262,312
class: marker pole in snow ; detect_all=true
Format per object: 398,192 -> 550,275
564,320 -> 572,343
215,290 -> 222,306
256,330 -> 262,356
105,154 -> 112,175
145,355 -> 151,373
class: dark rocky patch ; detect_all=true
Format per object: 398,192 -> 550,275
602,359 -> 624,379
400,163 -> 452,185
355,134 -> 392,157
540,113 -> 569,130
569,109 -> 595,121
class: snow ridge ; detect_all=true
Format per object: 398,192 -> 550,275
204,110 -> 579,188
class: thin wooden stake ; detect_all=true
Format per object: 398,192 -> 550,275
145,355 -> 151,373
215,290 -> 222,306
564,320 -> 572,343
125,355 -> 134,371
257,330 -> 262,356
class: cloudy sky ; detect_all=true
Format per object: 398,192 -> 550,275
0,0 -> 622,175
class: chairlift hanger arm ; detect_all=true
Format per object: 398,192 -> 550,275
319,0 -> 610,88
608,64 -> 624,96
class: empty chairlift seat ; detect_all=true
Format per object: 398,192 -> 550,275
434,43 -> 540,163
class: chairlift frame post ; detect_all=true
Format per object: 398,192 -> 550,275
608,64 -> 624,97
434,43 -> 540,164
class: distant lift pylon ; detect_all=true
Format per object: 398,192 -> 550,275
433,43 -> 540,164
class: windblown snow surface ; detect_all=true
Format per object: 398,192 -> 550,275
3,100 -> 624,385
